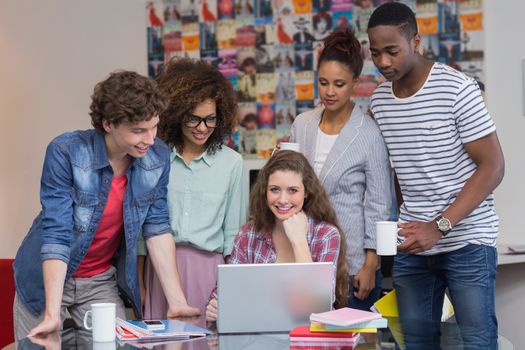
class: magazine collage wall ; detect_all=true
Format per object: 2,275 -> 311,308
147,0 -> 485,159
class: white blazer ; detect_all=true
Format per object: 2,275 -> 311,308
291,106 -> 393,275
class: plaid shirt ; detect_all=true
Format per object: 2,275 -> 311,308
229,216 -> 341,265
210,216 -> 341,301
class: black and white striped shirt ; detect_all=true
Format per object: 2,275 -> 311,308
371,62 -> 498,255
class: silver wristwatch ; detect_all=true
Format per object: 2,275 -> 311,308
436,215 -> 452,236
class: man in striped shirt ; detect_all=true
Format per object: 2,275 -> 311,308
367,3 -> 504,349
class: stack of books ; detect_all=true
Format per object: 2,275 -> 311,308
289,307 -> 387,347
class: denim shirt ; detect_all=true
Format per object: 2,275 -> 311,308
13,130 -> 172,317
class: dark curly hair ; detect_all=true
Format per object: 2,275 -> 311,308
155,58 -> 238,154
368,2 -> 418,40
90,70 -> 167,133
317,28 -> 363,77
249,150 -> 349,308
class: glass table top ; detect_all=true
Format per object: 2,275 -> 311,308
11,316 -> 514,350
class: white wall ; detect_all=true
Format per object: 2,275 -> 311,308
484,2 -> 525,348
0,0 -> 147,258
484,1 -> 525,246
0,0 -> 524,346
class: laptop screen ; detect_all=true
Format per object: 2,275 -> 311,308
217,262 -> 335,333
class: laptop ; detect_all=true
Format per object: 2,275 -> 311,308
216,262 -> 335,333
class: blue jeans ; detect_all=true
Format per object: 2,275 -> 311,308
348,268 -> 382,311
393,244 -> 498,350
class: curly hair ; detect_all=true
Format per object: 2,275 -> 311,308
155,58 -> 238,154
90,71 -> 167,133
317,28 -> 363,77
249,150 -> 350,308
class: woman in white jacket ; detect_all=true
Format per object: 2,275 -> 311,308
291,29 -> 393,310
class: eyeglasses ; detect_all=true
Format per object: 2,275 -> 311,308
183,114 -> 218,129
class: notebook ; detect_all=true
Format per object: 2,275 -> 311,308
371,289 -> 454,322
309,317 -> 388,332
217,262 -> 335,333
116,318 -> 211,343
290,325 -> 360,343
309,307 -> 382,327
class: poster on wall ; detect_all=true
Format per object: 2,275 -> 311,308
146,0 -> 486,158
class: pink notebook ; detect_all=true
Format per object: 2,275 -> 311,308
310,307 -> 382,327
289,326 -> 359,343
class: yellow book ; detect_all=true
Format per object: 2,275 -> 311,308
385,316 -> 405,348
372,289 -> 456,348
372,289 -> 455,321
371,289 -> 399,317
310,322 -> 377,334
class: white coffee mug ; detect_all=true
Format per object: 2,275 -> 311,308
376,221 -> 401,256
279,142 -> 301,152
83,302 -> 116,342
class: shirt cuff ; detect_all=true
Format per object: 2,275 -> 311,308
363,239 -> 377,251
41,243 -> 70,264
142,223 -> 173,239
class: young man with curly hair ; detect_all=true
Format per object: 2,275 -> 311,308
138,58 -> 247,317
13,71 -> 199,340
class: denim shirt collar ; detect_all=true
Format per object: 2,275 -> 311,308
93,131 -> 164,172
92,131 -> 111,170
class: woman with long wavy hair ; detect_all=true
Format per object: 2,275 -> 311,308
206,150 -> 349,321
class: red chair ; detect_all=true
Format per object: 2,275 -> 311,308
0,259 -> 15,348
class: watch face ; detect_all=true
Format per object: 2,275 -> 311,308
438,218 -> 451,231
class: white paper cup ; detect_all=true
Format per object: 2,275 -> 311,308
83,302 -> 116,342
279,142 -> 301,152
376,221 -> 400,256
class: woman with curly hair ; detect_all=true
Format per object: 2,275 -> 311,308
206,150 -> 349,321
138,58 -> 247,318
291,29 -> 393,310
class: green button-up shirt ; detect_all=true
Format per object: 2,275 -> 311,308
138,146 -> 247,257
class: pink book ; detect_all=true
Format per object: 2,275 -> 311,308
289,326 -> 360,344
309,307 -> 382,327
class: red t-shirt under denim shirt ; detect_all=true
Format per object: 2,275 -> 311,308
73,175 -> 127,278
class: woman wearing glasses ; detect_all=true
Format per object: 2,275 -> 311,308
138,58 -> 247,317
